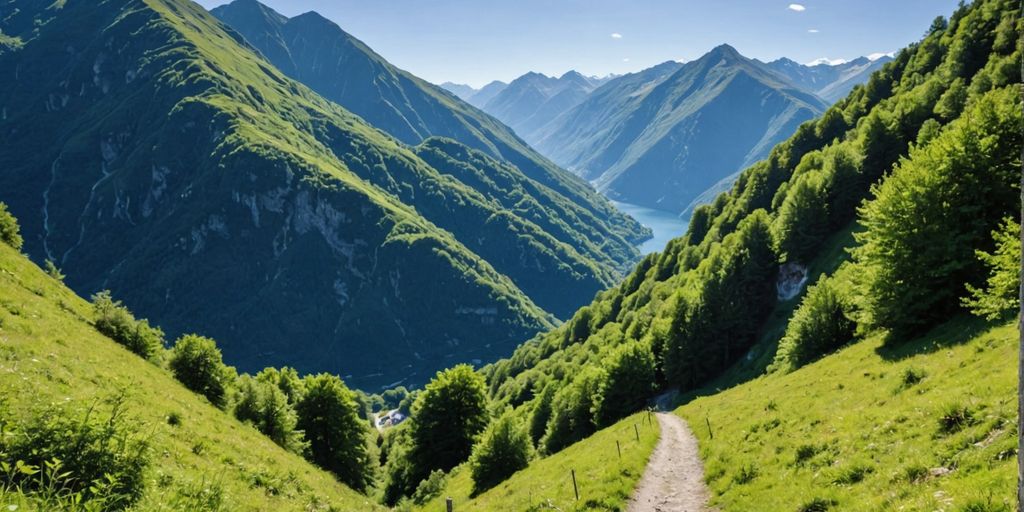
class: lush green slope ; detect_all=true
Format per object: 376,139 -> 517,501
534,44 -> 827,214
417,411 -> 659,511
210,0 -> 649,259
679,318 -> 1017,510
480,0 -> 1020,461
0,241 -> 384,511
0,0 -> 647,388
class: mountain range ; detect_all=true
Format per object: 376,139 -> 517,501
454,51 -> 887,218
0,0 -> 649,389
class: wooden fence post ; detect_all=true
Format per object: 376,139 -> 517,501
616,439 -> 621,459
634,423 -> 640,442
571,469 -> 579,501
446,497 -> 453,512
706,416 -> 714,440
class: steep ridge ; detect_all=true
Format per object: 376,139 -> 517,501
534,45 -> 828,213
0,0 -> 637,389
210,0 -> 649,257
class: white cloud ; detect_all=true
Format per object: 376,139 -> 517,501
788,3 -> 806,11
622,58 -> 631,62
867,51 -> 894,61
807,57 -> 848,66
611,33 -> 623,39
807,28 -> 819,33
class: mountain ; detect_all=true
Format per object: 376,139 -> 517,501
0,0 -> 646,389
480,70 -> 605,143
209,0 -> 647,262
466,80 -> 508,108
765,54 -> 895,102
533,45 -> 828,213
440,81 -> 477,100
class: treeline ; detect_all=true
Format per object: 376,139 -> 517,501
479,0 -> 1020,463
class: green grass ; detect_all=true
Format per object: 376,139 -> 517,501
677,317 -> 1017,511
0,243 -> 384,511
417,411 -> 659,511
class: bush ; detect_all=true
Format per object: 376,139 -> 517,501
528,385 -> 554,446
594,342 -> 656,427
0,397 -> 150,509
773,276 -> 855,372
898,367 -> 926,390
295,373 -> 372,492
411,469 -> 447,505
234,375 -> 306,454
469,411 -> 533,495
962,218 -> 1021,320
0,202 -> 22,251
799,497 -> 838,512
937,402 -> 975,434
169,334 -> 233,409
91,291 -> 165,361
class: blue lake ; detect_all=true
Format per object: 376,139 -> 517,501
612,201 -> 691,254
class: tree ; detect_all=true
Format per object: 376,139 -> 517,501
469,411 -> 533,495
409,365 -> 489,481
771,173 -> 829,263
169,334 -> 233,409
527,385 -> 555,446
256,366 -> 305,404
295,374 -> 372,492
852,88 -> 1021,339
773,274 -> 856,372
541,366 -> 606,454
92,291 -> 165,361
962,218 -> 1021,320
594,342 -> 656,427
234,375 -> 306,453
0,202 -> 22,251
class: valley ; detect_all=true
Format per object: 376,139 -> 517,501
611,201 -> 691,255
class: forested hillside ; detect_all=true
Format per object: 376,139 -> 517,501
481,0 -> 1020,470
0,0 -> 647,390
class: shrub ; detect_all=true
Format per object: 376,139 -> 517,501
411,469 -> 447,505
830,463 -> 872,485
295,373 -> 372,492
898,367 -> 926,390
937,402 -> 975,434
962,218 -> 1021,320
794,444 -> 820,465
91,291 -> 165,361
0,202 -> 22,251
0,397 -> 150,509
773,276 -> 855,372
167,411 -> 183,426
528,385 -> 555,446
169,334 -> 233,409
43,260 -> 65,282
234,375 -> 307,454
799,497 -> 838,512
469,411 -> 533,495
733,462 -> 758,485
541,366 -> 606,454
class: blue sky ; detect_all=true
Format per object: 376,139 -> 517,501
196,0 -> 962,88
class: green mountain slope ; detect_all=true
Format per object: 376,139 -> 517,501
0,241 -> 384,511
534,44 -> 828,214
479,0 -> 1019,472
0,0 -> 645,389
680,318 -> 1017,510
209,0 -> 648,257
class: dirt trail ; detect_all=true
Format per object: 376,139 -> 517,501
627,412 -> 711,512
